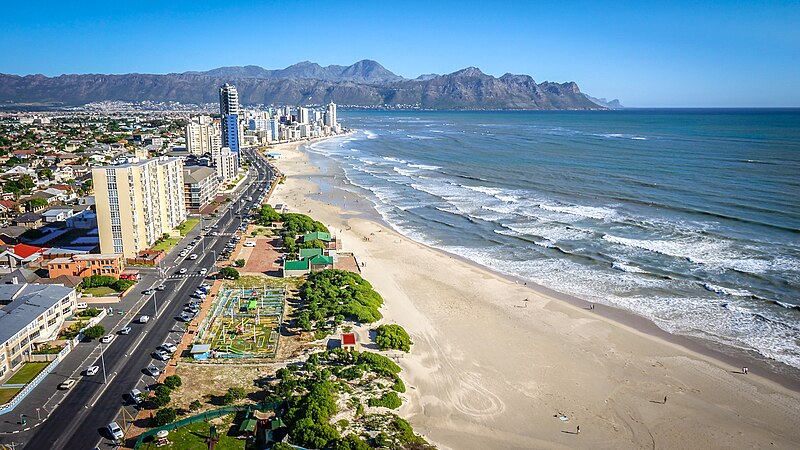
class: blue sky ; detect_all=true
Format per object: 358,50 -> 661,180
2,0 -> 799,107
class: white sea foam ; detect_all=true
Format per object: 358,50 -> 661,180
365,131 -> 378,139
702,283 -> 753,297
407,163 -> 442,170
539,203 -> 619,221
611,262 -> 647,273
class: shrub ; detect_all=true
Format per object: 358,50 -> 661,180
391,376 -> 406,393
298,270 -> 384,336
82,325 -> 105,339
112,279 -> 135,292
76,308 -> 102,317
222,386 -> 246,404
233,259 -> 245,268
153,407 -> 176,426
163,375 -> 182,389
218,267 -> 240,280
189,400 -> 202,411
81,275 -> 118,289
272,443 -> 294,450
368,391 -> 402,409
335,434 -> 371,450
375,324 -> 412,352
357,352 -> 401,376
153,385 -> 172,407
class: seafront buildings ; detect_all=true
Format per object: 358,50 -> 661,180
92,156 -> 186,258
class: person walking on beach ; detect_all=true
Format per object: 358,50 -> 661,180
664,395 -> 668,404
576,426 -> 580,434
743,367 -> 749,374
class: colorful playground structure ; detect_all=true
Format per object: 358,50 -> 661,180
196,286 -> 285,358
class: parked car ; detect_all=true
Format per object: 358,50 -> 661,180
179,250 -> 188,257
118,326 -> 132,335
145,365 -> 160,377
156,284 -> 166,291
100,334 -> 114,343
139,315 -> 150,323
179,268 -> 187,274
153,350 -> 170,361
76,302 -> 88,310
189,254 -> 198,260
129,388 -> 144,405
243,241 -> 256,247
107,421 -> 124,440
161,343 -> 178,353
58,379 -> 77,390
85,365 -> 99,376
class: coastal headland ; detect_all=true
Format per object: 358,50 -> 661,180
267,135 -> 800,449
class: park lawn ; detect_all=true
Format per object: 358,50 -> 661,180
82,286 -> 116,296
6,362 -> 49,384
151,237 -> 181,252
177,219 -> 200,236
0,387 -> 21,404
141,414 -> 246,450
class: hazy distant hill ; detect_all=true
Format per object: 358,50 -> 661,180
0,60 -> 603,110
584,94 -> 624,109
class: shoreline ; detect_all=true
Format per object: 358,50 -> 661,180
269,135 -> 800,449
299,133 -> 800,391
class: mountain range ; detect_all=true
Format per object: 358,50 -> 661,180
0,60 -> 608,110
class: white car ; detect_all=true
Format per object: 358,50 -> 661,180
189,254 -> 198,260
119,326 -> 132,335
161,343 -> 178,353
76,302 -> 88,310
199,268 -> 208,275
107,421 -> 124,440
145,365 -> 160,377
243,241 -> 256,247
139,315 -> 150,323
58,378 -> 77,390
100,334 -> 115,343
85,365 -> 100,376
179,268 -> 187,274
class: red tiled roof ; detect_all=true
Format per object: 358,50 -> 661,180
13,149 -> 36,155
11,243 -> 46,259
0,200 -> 19,208
342,333 -> 356,346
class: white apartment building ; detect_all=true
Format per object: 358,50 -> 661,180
0,283 -> 77,381
93,157 -> 186,258
216,147 -> 239,182
185,116 -> 222,156
324,101 -> 338,128
297,107 -> 309,124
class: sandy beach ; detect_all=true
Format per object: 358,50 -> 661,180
267,138 -> 800,449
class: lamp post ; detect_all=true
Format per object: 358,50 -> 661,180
153,290 -> 159,317
99,342 -> 107,384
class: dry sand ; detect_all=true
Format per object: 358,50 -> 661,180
267,138 -> 800,449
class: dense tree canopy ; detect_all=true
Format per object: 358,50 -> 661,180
375,324 -> 413,352
298,270 -> 383,334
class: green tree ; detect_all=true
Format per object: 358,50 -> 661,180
375,324 -> 412,352
218,267 -> 240,280
82,325 -> 105,340
271,443 -> 294,450
37,168 -> 53,180
368,391 -> 402,409
153,407 -> 176,426
23,197 -> 48,211
153,385 -> 172,407
233,259 -> 245,268
189,399 -> 202,412
163,375 -> 182,389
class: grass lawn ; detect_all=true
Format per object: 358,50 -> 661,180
0,387 -> 21,404
140,414 -> 247,450
82,286 -> 116,296
177,219 -> 200,236
6,362 -> 49,384
151,237 -> 181,252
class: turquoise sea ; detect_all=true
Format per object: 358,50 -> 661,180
306,109 -> 800,372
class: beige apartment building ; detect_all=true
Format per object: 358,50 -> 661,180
93,157 -> 186,258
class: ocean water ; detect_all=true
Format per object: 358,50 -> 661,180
306,109 -> 800,371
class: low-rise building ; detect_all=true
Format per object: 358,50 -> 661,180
0,283 -> 77,381
46,253 -> 125,279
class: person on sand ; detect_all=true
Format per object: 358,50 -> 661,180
664,395 -> 668,404
576,426 -> 580,434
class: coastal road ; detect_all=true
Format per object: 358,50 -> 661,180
14,148 -> 275,450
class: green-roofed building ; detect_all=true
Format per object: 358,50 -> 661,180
283,259 -> 310,278
301,231 -> 331,243
309,255 -> 334,268
298,248 -> 323,259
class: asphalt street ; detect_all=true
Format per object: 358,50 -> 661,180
1,148 -> 274,450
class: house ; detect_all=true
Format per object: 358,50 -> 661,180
308,254 -> 334,271
41,208 -> 75,223
13,211 -> 43,228
46,253 -> 125,279
301,231 -> 339,256
11,149 -> 36,159
282,259 -> 309,278
0,268 -> 40,285
0,244 -> 46,270
340,333 -> 358,351
281,252 -> 334,277
66,209 -> 96,229
0,200 -> 22,219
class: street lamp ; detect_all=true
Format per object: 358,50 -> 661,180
153,291 -> 159,317
99,341 -> 107,384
